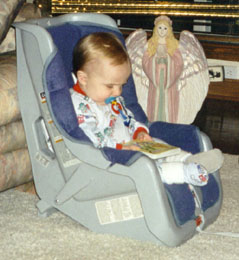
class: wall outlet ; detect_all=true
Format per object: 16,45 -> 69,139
208,66 -> 224,82
224,66 -> 239,80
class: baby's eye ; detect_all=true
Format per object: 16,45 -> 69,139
106,84 -> 114,89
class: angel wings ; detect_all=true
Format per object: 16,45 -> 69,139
125,16 -> 209,124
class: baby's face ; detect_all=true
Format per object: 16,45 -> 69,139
81,58 -> 131,106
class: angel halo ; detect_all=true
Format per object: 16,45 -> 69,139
125,15 -> 209,124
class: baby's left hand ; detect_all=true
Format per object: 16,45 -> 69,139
136,131 -> 153,141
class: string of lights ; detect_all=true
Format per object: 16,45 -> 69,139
48,1 -> 239,18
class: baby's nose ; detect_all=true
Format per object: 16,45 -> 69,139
113,86 -> 122,97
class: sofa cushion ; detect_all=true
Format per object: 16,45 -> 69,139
0,54 -> 21,126
0,3 -> 41,53
0,54 -> 16,90
0,0 -> 24,44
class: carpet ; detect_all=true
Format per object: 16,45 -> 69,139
0,153 -> 239,260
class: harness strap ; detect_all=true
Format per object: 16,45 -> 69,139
189,184 -> 239,238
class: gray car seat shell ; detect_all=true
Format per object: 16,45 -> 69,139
14,13 -> 222,247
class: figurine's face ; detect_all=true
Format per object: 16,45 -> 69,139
157,23 -> 168,38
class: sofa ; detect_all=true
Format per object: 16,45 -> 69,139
0,0 -> 42,192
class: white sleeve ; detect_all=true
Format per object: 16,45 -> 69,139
71,92 -> 119,149
118,96 -> 149,138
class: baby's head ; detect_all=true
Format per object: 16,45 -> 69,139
73,32 -> 131,105
73,32 -> 129,74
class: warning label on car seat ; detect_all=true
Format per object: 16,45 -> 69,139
95,194 -> 144,225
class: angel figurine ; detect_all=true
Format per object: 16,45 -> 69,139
126,15 -> 209,124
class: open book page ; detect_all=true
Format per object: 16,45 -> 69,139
124,139 -> 181,159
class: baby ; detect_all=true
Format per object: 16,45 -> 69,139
71,32 -> 223,186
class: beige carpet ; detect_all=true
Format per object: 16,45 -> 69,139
0,153 -> 239,260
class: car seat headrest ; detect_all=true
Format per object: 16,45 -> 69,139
47,23 -> 125,89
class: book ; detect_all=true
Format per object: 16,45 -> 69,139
124,139 -> 181,159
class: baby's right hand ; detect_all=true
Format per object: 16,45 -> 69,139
122,144 -> 141,151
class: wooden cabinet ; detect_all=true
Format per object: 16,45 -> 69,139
197,34 -> 239,102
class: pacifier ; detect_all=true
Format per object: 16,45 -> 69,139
105,96 -> 117,104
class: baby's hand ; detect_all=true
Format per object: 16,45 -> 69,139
121,132 -> 153,151
122,144 -> 141,151
136,132 -> 153,141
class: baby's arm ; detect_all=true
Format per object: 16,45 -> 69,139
122,130 -> 153,151
135,131 -> 152,141
117,97 -> 152,149
122,144 -> 141,151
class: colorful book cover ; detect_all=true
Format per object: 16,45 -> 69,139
124,140 -> 181,159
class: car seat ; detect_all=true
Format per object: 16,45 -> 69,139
14,13 -> 222,247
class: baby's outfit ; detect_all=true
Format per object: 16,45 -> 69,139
71,82 -> 148,150
71,82 -> 223,186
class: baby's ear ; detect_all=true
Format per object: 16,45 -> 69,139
76,70 -> 87,86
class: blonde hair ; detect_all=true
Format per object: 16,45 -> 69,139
147,16 -> 179,57
73,32 -> 129,75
